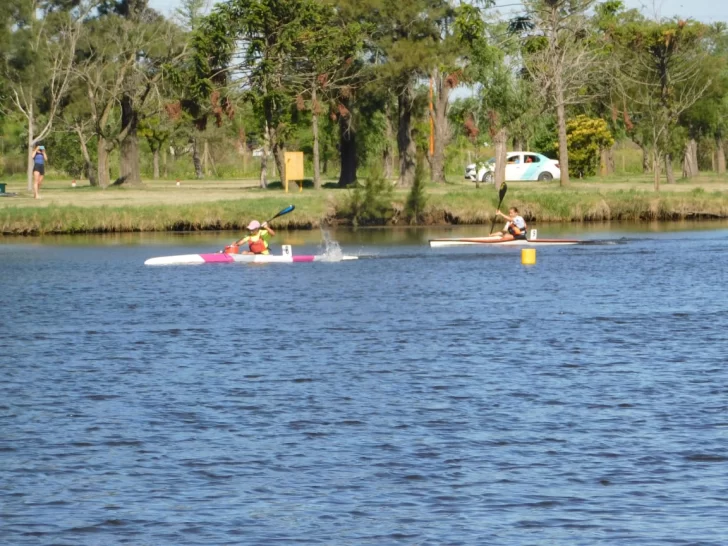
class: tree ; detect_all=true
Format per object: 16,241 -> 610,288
116,0 -> 186,186
612,17 -> 711,189
287,4 -> 366,189
1,0 -> 91,191
339,0 -> 455,187
678,23 -> 728,176
516,0 -> 602,186
71,1 -> 185,187
193,0 -> 319,186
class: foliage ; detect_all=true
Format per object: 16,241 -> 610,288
405,156 -> 429,224
562,115 -> 615,177
341,165 -> 394,226
44,130 -> 94,179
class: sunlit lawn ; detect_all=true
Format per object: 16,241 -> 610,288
2,171 -> 728,212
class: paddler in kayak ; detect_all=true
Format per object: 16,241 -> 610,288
232,220 -> 276,254
490,207 -> 527,240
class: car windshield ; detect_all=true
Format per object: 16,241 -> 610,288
486,157 -> 495,164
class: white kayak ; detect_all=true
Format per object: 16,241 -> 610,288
429,236 -> 581,248
145,245 -> 358,266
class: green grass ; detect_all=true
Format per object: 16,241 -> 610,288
3,173 -> 728,234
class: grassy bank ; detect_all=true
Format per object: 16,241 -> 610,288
2,175 -> 728,234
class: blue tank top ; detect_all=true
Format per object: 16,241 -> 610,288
34,152 -> 45,165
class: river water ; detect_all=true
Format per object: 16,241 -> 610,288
2,223 -> 727,545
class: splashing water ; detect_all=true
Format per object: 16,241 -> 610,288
318,229 -> 344,261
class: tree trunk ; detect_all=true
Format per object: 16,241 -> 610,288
97,136 -> 111,188
682,138 -> 698,178
162,146 -> 168,178
191,136 -> 203,179
653,150 -> 661,191
397,83 -> 417,187
271,137 -> 285,184
260,120 -> 270,188
152,146 -> 160,179
513,136 -> 525,151
383,101 -> 394,180
600,145 -> 615,175
312,84 -> 321,190
607,144 -> 616,174
75,126 -> 97,186
264,95 -> 285,183
665,152 -> 676,184
118,94 -> 141,185
555,97 -> 570,187
338,102 -> 357,187
638,144 -> 652,174
26,117 -> 35,192
494,127 -> 508,189
431,70 -> 451,184
717,136 -> 726,174
203,139 -> 209,176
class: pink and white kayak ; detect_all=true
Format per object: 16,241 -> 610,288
145,247 -> 358,266
429,236 -> 581,248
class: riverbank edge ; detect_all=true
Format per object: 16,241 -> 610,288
2,189 -> 728,235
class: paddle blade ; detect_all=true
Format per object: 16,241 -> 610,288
269,205 -> 295,221
498,182 -> 508,202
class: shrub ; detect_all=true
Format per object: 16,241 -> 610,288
405,156 -> 428,224
561,115 -> 615,177
342,165 -> 394,226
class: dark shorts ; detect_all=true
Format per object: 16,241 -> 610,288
33,163 -> 45,175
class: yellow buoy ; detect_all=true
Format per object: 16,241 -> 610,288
521,248 -> 536,265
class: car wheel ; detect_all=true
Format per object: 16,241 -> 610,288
537,172 -> 553,181
482,172 -> 494,184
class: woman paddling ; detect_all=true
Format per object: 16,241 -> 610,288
232,220 -> 276,254
490,207 -> 527,241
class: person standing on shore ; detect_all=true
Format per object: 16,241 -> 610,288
32,145 -> 47,199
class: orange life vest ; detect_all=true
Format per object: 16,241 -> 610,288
247,233 -> 268,254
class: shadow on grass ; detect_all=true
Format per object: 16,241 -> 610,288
265,179 -> 346,190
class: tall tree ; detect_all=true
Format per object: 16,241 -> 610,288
1,0 -> 91,191
287,4 -> 366,189
339,0 -> 454,187
611,16 -> 711,189
115,0 -> 185,186
516,0 -> 602,186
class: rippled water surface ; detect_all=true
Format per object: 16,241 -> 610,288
2,224 -> 728,545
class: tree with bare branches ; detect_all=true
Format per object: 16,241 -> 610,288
515,0 -> 602,187
611,17 -> 711,190
1,0 -> 93,191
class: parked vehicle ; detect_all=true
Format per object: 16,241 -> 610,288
465,152 -> 560,183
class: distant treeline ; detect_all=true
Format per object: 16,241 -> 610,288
1,0 -> 727,191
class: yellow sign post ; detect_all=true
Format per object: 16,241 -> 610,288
284,151 -> 305,193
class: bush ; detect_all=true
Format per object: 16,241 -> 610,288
341,165 -> 394,226
562,115 -> 615,178
405,156 -> 428,224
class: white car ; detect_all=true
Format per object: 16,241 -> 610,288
465,152 -> 560,183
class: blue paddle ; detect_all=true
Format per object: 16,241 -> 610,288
224,205 -> 295,252
265,204 -> 295,224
